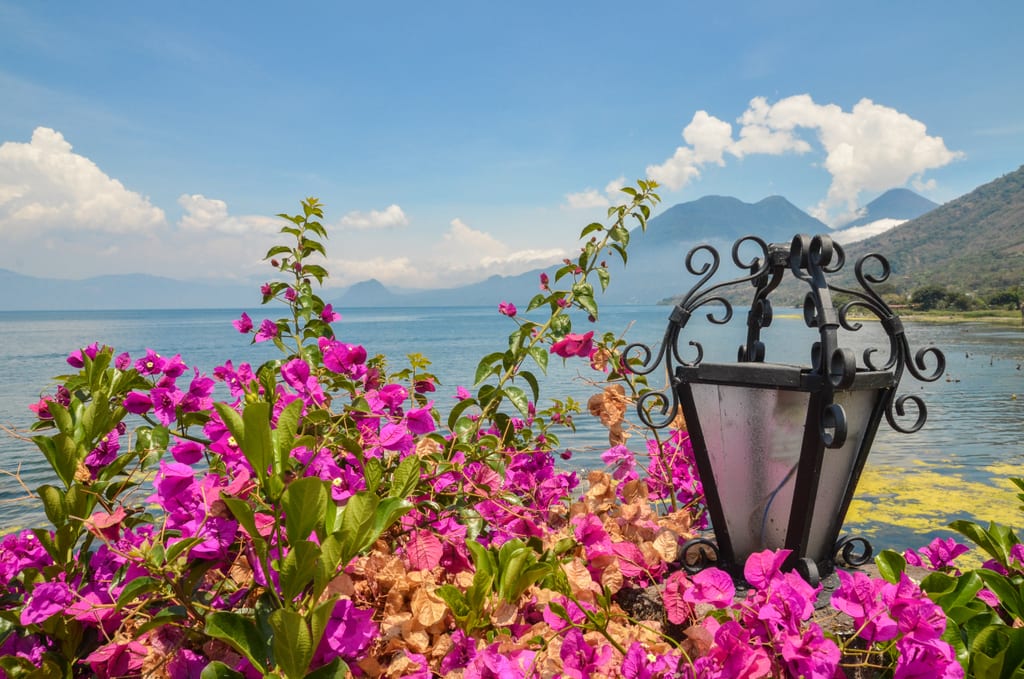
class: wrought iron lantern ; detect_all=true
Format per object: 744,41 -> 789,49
629,234 -> 945,587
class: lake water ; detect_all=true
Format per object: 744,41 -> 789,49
2,306 -> 1023,554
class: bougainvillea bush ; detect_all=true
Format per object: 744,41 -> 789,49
0,186 -> 1002,677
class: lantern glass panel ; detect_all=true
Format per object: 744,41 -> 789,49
689,382 -> 810,559
803,387 -> 883,560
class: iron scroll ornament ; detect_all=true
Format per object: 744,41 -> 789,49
626,234 -> 946,438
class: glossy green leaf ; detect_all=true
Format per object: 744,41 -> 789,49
269,609 -> 313,679
282,476 -> 328,544
36,484 -> 67,527
390,455 -> 421,499
279,540 -> 321,602
200,661 -> 247,679
504,385 -> 530,416
205,611 -> 268,670
528,345 -> 548,374
363,456 -> 383,493
874,549 -> 906,583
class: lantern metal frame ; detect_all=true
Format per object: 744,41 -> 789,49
627,234 -> 945,587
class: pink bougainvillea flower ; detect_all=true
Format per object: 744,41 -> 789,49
550,331 -> 594,359
28,397 -> 54,420
539,272 -> 549,290
114,351 -> 131,370
404,403 -> 436,435
318,337 -> 368,375
123,391 -> 153,414
233,311 -> 253,333
67,342 -> 101,368
313,599 -> 377,662
498,301 -> 517,317
253,318 -> 278,343
743,548 -> 791,590
909,537 -> 971,572
150,385 -> 184,425
687,567 -> 736,608
832,568 -> 899,643
454,385 -> 471,401
85,639 -> 149,679
281,357 -> 325,405
170,438 -> 205,465
21,580 -> 74,625
320,303 -> 341,322
161,354 -> 187,379
894,635 -> 964,679
135,349 -> 166,375
561,628 -> 612,679
284,286 -> 297,302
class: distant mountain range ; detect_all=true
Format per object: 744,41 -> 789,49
5,172 -> 1020,311
0,269 -> 259,311
332,189 -> 938,308
844,165 -> 1024,293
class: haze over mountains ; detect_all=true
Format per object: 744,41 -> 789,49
1,169 -> 1019,311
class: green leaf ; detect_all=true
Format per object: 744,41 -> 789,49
504,385 -> 530,416
339,492 -> 378,563
37,484 -> 67,526
447,397 -> 478,431
580,222 -> 604,237
242,401 -> 274,476
282,476 -> 328,544
390,455 -> 421,499
200,662 -> 247,679
526,293 -> 547,312
269,609 -> 313,679
222,496 -> 260,541
315,535 -> 344,594
519,370 -> 540,403
305,657 -> 349,679
528,346 -> 548,375
474,353 -> 504,386
362,456 -> 383,493
373,497 -> 414,540
273,399 -> 304,471
874,549 -> 906,583
115,576 -> 161,609
576,293 -> 598,319
977,569 -> 1024,620
205,611 -> 269,670
280,541 -> 322,602
597,267 -> 611,292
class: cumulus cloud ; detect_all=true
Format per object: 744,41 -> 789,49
0,127 -> 166,235
176,194 -> 278,234
564,175 -> 628,209
644,95 -> 962,225
831,218 -> 906,244
339,204 -> 408,229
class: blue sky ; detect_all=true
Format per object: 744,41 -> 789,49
1,1 -> 1021,290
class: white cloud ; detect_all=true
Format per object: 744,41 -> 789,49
0,127 -> 166,235
644,95 -> 962,225
564,175 -> 628,209
831,218 -> 906,244
177,193 -> 278,234
339,204 -> 408,229
565,188 -> 609,209
443,218 -> 506,257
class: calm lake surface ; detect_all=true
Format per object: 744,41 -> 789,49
2,306 -> 1023,553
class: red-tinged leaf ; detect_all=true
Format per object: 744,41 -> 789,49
405,530 -> 443,571
662,571 -> 693,625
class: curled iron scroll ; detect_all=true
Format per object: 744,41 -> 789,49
679,537 -> 721,575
